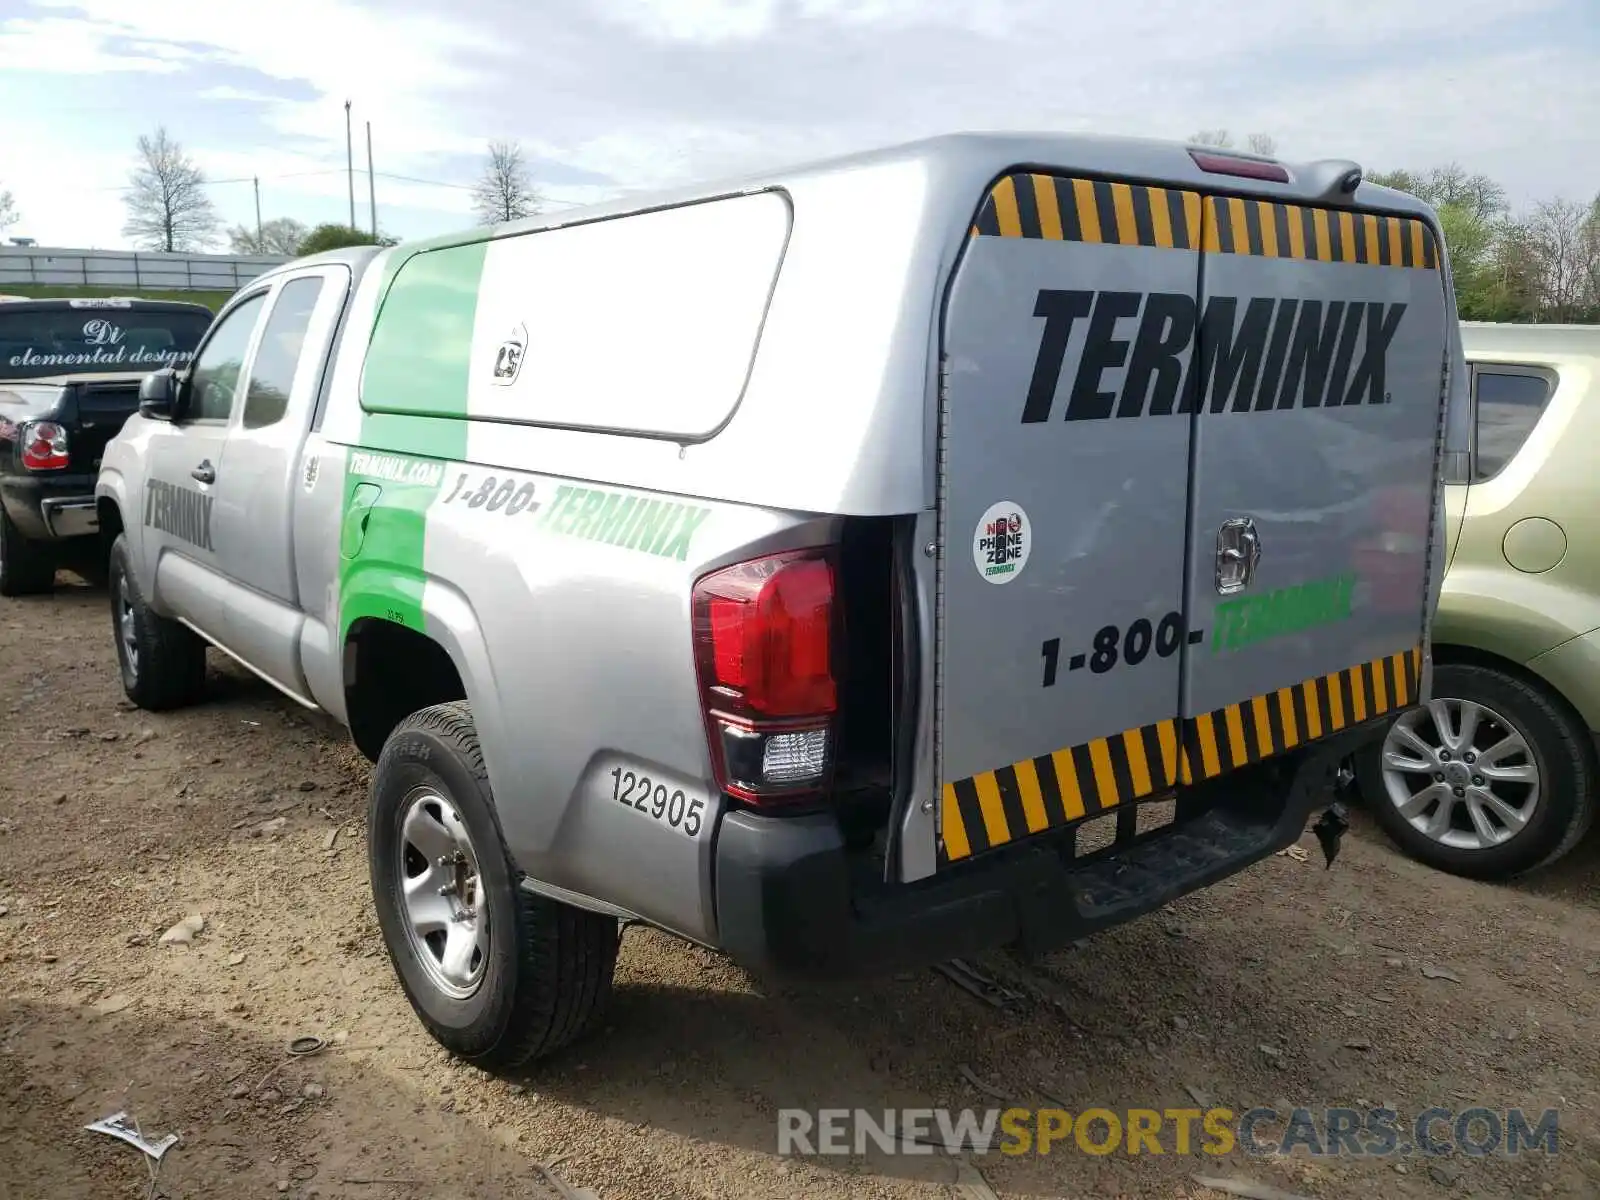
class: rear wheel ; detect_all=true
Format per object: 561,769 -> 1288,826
369,701 -> 618,1069
0,506 -> 57,596
107,534 -> 208,710
61,538 -> 109,588
1357,663 -> 1596,879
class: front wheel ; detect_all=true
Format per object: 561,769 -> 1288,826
368,702 -> 618,1069
1357,663 -> 1597,879
107,534 -> 208,710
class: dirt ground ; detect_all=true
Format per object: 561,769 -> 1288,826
2,577 -> 1597,1200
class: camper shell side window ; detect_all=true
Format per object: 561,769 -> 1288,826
359,191 -> 793,442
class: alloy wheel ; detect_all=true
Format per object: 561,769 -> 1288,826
396,786 -> 489,999
117,577 -> 139,676
1378,697 -> 1540,851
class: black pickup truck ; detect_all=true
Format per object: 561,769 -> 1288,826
0,295 -> 214,594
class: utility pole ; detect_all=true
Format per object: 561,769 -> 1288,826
366,121 -> 377,238
344,99 -> 355,229
253,176 -> 262,246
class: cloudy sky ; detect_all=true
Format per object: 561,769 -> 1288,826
0,0 -> 1596,251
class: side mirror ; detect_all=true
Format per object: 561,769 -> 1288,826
138,369 -> 179,420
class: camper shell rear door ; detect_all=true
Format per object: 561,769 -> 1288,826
934,170 -> 1447,871
1179,197 -> 1445,784
936,174 -> 1202,867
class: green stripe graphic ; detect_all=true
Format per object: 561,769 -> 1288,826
338,240 -> 489,640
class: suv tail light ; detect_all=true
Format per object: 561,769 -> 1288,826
20,421 -> 69,471
692,548 -> 840,806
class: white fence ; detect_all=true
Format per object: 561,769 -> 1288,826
0,246 -> 292,292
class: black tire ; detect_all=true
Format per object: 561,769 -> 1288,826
368,701 -> 618,1070
107,534 -> 208,710
1357,662 -> 1597,880
0,506 -> 56,596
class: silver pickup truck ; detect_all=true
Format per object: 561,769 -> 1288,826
96,133 -> 1466,1070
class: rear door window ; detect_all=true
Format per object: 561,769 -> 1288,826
1471,366 -> 1553,481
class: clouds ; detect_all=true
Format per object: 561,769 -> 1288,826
0,0 -> 1594,249
0,15 -> 193,74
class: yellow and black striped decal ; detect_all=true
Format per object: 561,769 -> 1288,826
938,645 -> 1422,865
1177,645 -> 1423,786
969,173 -> 1438,269
1202,196 -> 1438,269
971,174 -> 1203,251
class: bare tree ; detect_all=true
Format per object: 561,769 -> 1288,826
1523,198 -> 1599,322
1367,169 -> 1422,195
0,186 -> 17,231
1378,163 -> 1506,222
1189,129 -> 1278,156
471,139 -> 541,225
121,127 -> 220,252
1584,195 -> 1600,312
228,217 -> 309,256
1429,165 -> 1507,222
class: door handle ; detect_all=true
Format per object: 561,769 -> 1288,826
1215,517 -> 1263,594
191,460 -> 216,484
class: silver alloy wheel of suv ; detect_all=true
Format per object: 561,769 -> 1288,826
1378,696 -> 1540,850
1358,662 -> 1596,880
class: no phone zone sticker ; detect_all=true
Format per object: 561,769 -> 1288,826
973,501 -> 1031,584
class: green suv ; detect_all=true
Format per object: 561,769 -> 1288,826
1357,321 -> 1600,879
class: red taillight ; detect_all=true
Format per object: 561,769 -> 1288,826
1188,149 -> 1291,184
705,556 -> 835,717
20,421 -> 69,471
693,549 -> 840,805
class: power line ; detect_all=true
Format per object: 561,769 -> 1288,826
372,169 -> 473,191
94,169 -> 345,193
92,163 -> 589,209
96,166 -> 475,193
97,166 -> 476,194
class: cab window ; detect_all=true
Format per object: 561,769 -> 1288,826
187,292 -> 267,422
1471,366 -> 1553,482
241,277 -> 326,430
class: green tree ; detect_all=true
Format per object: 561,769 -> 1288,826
1369,167 -> 1519,321
0,186 -> 17,230
1367,168 -> 1423,197
294,223 -> 398,256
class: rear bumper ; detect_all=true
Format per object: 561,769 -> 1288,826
41,496 -> 99,538
0,473 -> 99,541
713,723 -> 1380,980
